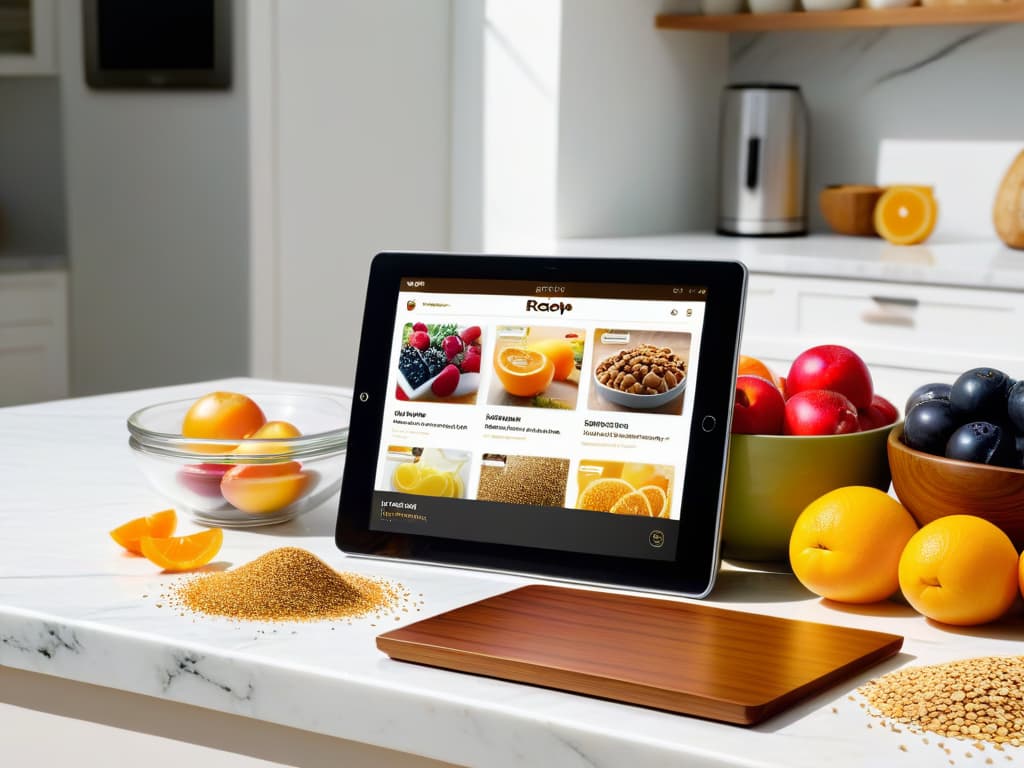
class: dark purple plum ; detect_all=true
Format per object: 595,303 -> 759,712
945,422 -> 1016,466
903,398 -> 958,456
949,367 -> 1011,422
904,382 -> 951,416
1008,380 -> 1024,433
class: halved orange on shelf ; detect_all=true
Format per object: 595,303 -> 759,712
110,509 -> 178,555
494,347 -> 555,397
874,186 -> 938,245
140,528 -> 223,572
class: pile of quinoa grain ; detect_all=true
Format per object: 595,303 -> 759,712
859,656 -> 1024,748
170,547 -> 411,622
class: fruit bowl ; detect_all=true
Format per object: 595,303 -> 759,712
888,426 -> 1024,549
721,422 -> 896,562
127,393 -> 350,527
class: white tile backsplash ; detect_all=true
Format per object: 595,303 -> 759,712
729,25 -> 1024,233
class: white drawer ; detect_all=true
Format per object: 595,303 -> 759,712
0,273 -> 66,327
792,281 -> 1022,358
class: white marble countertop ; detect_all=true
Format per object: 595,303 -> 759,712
2,377 -> 1023,768
554,233 -> 1024,291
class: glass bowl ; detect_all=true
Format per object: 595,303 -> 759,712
127,392 -> 350,527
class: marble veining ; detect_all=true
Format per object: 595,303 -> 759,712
2,379 -> 1024,767
160,651 -> 255,702
1,622 -> 81,660
874,28 -> 994,86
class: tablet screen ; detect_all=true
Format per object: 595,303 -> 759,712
338,253 -> 746,596
371,276 -> 709,562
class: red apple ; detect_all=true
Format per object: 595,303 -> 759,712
858,394 -> 900,431
732,375 -> 786,435
786,345 -> 874,409
783,389 -> 859,436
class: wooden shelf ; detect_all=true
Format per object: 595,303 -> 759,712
656,2 -> 1024,32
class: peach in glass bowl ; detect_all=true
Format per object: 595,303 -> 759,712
127,392 -> 350,527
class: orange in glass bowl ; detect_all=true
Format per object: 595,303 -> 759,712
127,393 -> 350,527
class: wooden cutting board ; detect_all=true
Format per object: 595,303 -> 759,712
377,584 -> 902,725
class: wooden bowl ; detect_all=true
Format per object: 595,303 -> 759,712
819,185 -> 885,236
888,426 -> 1024,548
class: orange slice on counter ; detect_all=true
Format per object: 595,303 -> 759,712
494,347 -> 555,397
110,509 -> 178,555
874,186 -> 938,246
140,528 -> 223,572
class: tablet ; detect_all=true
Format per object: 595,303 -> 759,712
336,252 -> 747,597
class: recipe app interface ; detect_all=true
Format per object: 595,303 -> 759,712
370,277 -> 708,561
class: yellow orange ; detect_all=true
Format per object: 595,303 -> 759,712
1019,550 -> 1024,601
789,486 -> 918,604
577,478 -> 634,512
494,347 -> 555,397
528,338 -> 577,381
874,186 -> 938,246
140,528 -> 223,572
110,509 -> 178,555
898,515 -> 1018,626
233,420 -> 302,456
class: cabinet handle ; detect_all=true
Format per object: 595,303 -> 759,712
870,295 -> 919,308
862,295 -> 917,327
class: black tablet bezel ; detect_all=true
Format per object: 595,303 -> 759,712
336,252 -> 747,597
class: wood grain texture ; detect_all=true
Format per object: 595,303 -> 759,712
377,584 -> 902,725
655,3 -> 1024,31
888,428 -> 1024,548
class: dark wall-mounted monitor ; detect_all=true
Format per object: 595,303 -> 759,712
83,0 -> 231,89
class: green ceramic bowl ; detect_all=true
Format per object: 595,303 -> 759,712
721,422 -> 898,562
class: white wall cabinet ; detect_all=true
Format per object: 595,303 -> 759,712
744,273 -> 1024,407
0,0 -> 56,76
0,270 -> 68,406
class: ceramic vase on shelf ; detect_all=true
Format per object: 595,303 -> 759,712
994,150 -> 1024,250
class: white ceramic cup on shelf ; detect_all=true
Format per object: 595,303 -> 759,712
863,0 -> 917,8
701,0 -> 745,14
800,0 -> 857,9
748,0 -> 797,13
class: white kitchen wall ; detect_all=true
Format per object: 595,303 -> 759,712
556,0 -> 727,238
262,0 -> 451,386
59,1 -> 250,395
0,78 -> 66,254
729,25 -> 1024,233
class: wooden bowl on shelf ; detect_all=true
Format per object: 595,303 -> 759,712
819,185 -> 885,236
888,426 -> 1024,548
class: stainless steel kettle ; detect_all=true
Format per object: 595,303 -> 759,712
717,84 -> 808,237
